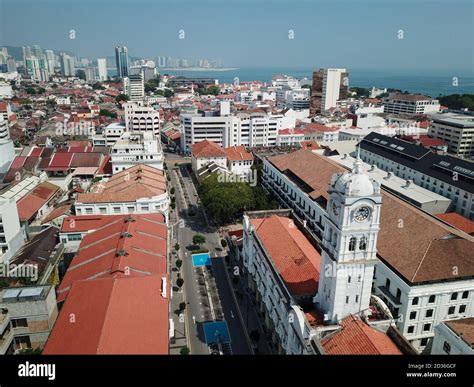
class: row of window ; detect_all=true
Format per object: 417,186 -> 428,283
409,304 -> 467,321
411,291 -> 469,306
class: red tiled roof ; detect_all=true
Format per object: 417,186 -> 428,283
96,155 -> 112,176
43,275 -> 169,354
29,147 -> 44,157
279,128 -> 304,135
70,152 -> 102,168
436,213 -> 474,235
191,140 -> 226,158
321,315 -> 402,355
250,215 -> 320,296
60,214 -> 125,233
77,164 -> 166,204
303,123 -> 338,133
41,204 -> 71,224
57,213 -> 167,303
224,146 -> 253,162
17,181 -> 60,222
48,152 -> 74,169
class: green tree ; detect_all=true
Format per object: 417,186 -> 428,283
176,259 -> 183,270
25,87 -> 36,95
179,302 -> 186,311
176,277 -> 184,289
180,346 -> 190,355
100,109 -> 117,118
115,93 -> 129,103
174,242 -> 180,251
75,69 -> 86,80
192,234 -> 206,246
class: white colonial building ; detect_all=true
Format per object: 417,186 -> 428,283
431,318 -> 474,355
124,101 -> 160,135
111,131 -> 164,173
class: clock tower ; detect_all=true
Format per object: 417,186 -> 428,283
315,155 -> 382,324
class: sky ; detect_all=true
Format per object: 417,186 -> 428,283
0,0 -> 473,74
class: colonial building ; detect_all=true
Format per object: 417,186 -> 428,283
75,164 -> 169,221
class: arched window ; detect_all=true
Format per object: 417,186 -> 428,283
359,236 -> 367,250
349,237 -> 357,251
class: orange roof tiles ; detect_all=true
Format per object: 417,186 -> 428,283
250,215 -> 320,296
321,315 -> 402,355
43,275 -> 169,354
77,164 -> 167,204
191,140 -> 226,158
57,213 -> 167,303
17,181 -> 60,222
436,213 -> 474,235
224,145 -> 253,162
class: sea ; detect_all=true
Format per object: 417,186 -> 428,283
108,67 -> 474,97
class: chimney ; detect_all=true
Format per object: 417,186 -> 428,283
385,172 -> 393,179
404,179 -> 413,188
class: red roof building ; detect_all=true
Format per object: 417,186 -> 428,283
436,212 -> 474,235
191,139 -> 227,158
320,315 -> 402,355
16,181 -> 60,222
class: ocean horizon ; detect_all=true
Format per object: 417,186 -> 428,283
108,67 -> 474,97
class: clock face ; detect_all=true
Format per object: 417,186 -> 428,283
354,206 -> 371,222
332,202 -> 340,216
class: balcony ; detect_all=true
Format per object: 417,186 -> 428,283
378,286 -> 402,306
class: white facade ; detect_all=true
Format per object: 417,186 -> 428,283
91,122 -> 126,147
0,115 -> 15,174
352,105 -> 386,130
431,320 -> 474,355
124,102 -> 160,135
316,159 -> 382,324
0,82 -> 13,98
373,261 -> 473,353
111,131 -> 164,173
0,198 -> 26,264
124,74 -> 145,102
75,195 -> 169,221
428,113 -> 474,159
181,110 -> 288,149
191,154 -> 227,174
321,68 -> 347,111
97,58 -> 107,81
384,94 -> 440,115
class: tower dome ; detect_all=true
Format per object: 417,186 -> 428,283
333,156 -> 375,197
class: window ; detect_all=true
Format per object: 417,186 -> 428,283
85,208 -> 93,215
348,276 -> 351,284
385,278 -> 391,290
11,318 -> 28,328
113,207 -> 121,214
448,306 -> 455,315
357,274 -> 362,282
428,295 -> 436,304
462,291 -> 469,299
355,295 -> 359,303
423,323 -> 431,332
420,338 -> 429,347
412,297 -> 419,306
407,326 -> 415,334
396,288 -> 401,301
348,237 -> 356,251
425,309 -> 433,318
410,311 -> 417,320
345,296 -> 349,304
459,305 -> 466,314
359,236 -> 367,250
443,341 -> 451,354
451,292 -> 458,301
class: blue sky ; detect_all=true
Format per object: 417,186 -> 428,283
1,0 -> 473,73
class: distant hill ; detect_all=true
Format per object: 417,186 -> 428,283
438,94 -> 474,111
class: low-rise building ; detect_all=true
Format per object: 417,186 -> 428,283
0,285 -> 58,354
191,140 -> 227,175
431,318 -> 474,355
384,93 -> 440,115
75,164 -> 169,221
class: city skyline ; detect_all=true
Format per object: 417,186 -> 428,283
1,0 -> 473,74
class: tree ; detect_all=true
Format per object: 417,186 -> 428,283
179,302 -> 186,311
176,277 -> 184,289
163,89 -> 174,98
170,202 -> 176,210
174,243 -> 180,251
100,109 -> 117,118
25,87 -> 36,95
193,234 -> 206,246
438,94 -> 474,111
176,259 -> 183,269
180,346 -> 190,355
75,69 -> 86,80
115,93 -> 129,103
221,239 -> 227,248
170,187 -> 175,195
92,83 -> 105,90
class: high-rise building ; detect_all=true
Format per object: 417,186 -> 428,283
22,46 -> 32,63
6,57 -> 16,73
123,73 -> 145,102
156,56 -> 167,67
310,68 -> 349,114
60,53 -> 75,77
115,46 -> 130,78
84,67 -> 97,83
44,50 -> 55,73
97,58 -> 107,81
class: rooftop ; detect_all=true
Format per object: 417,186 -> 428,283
445,317 -> 474,349
191,139 -> 227,158
320,315 -> 402,355
77,164 -> 166,204
250,214 -> 321,296
224,145 -> 254,162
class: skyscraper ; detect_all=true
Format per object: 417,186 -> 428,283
97,58 -> 107,81
45,50 -> 55,73
60,53 -> 75,77
310,68 -> 349,114
123,73 -> 145,102
115,46 -> 130,78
